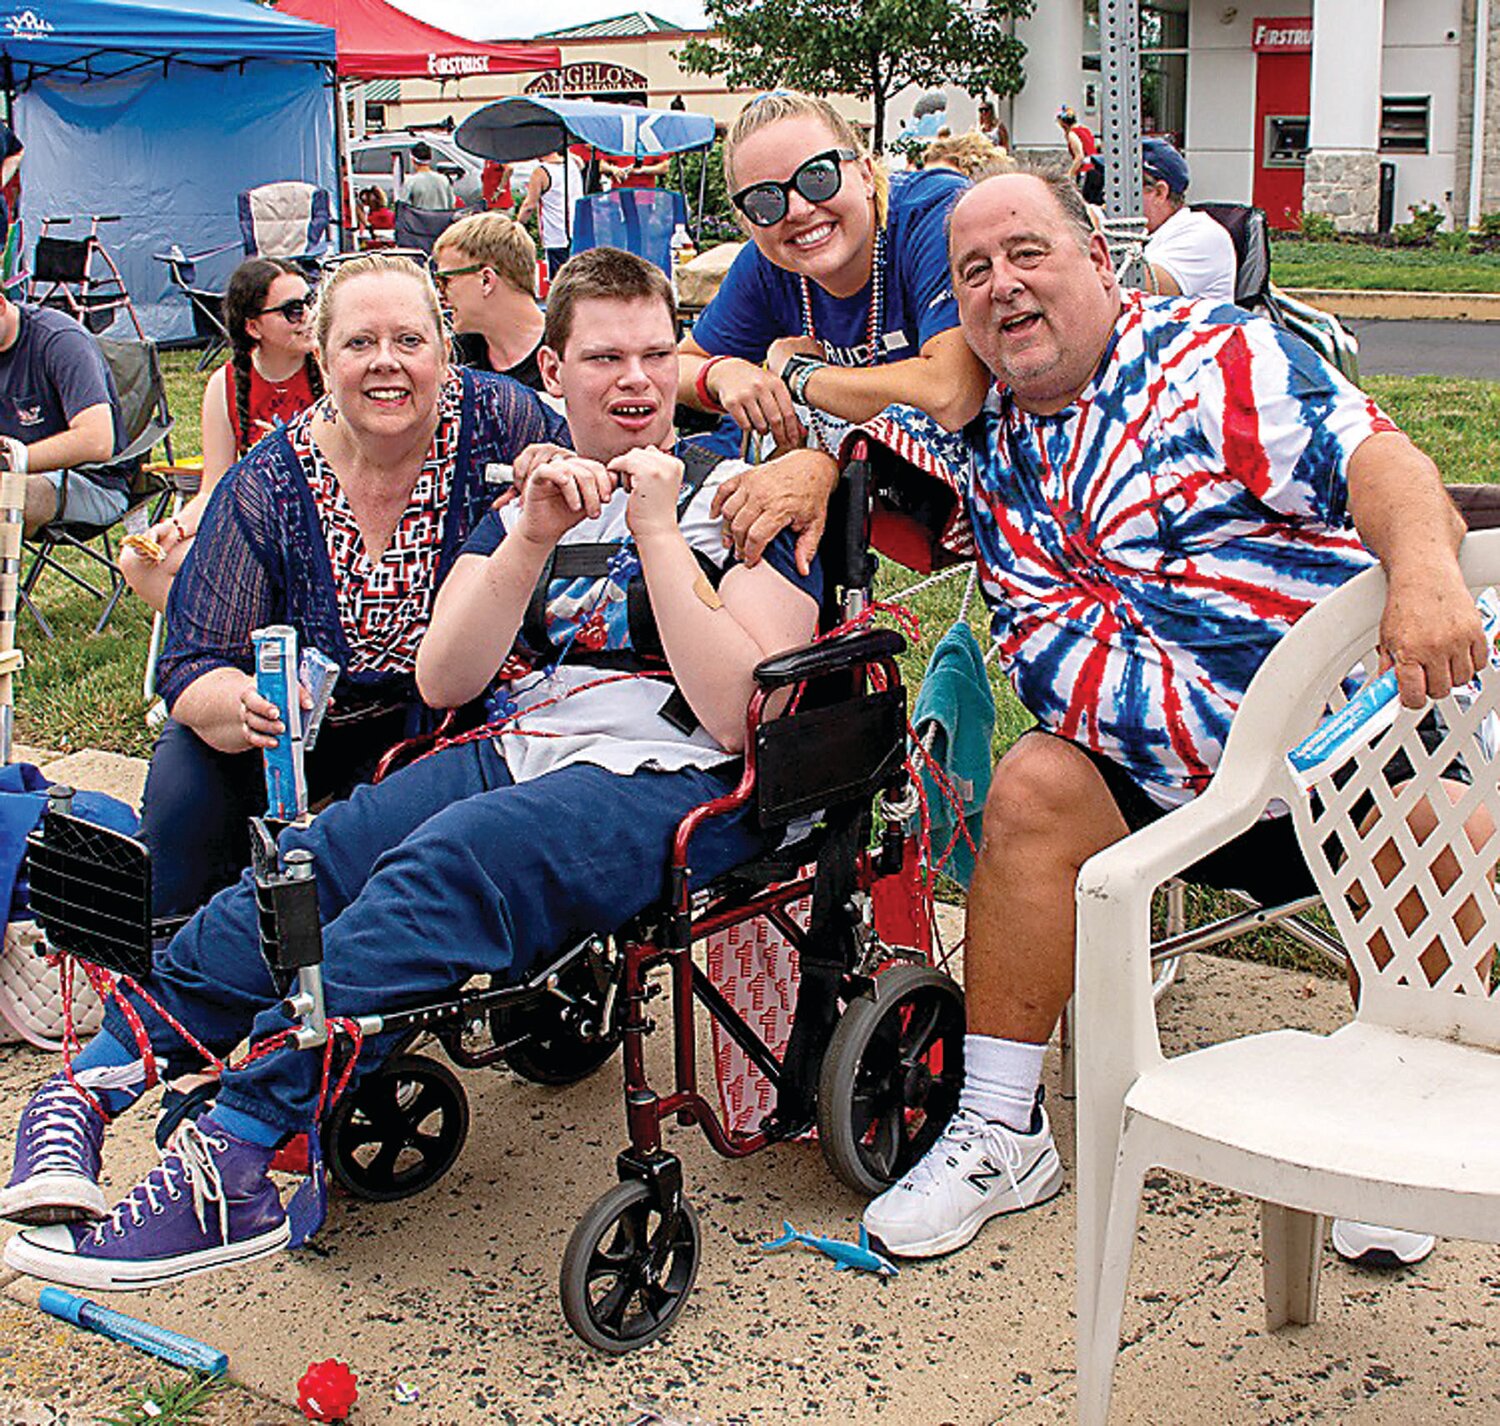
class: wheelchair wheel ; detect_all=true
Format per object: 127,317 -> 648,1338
324,1054 -> 469,1202
816,962 -> 965,1197
494,955 -> 620,1087
560,1181 -> 700,1353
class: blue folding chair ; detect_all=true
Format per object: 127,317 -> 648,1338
570,188 -> 687,276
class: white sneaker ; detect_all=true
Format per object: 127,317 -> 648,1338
1331,1219 -> 1435,1268
862,1104 -> 1064,1259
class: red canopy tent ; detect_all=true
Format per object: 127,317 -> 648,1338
271,0 -> 559,244
273,0 -> 559,80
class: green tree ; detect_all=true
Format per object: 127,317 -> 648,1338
677,0 -> 1034,153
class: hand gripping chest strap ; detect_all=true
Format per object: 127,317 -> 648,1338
519,443 -> 729,669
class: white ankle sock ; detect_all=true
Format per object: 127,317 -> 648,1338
958,1034 -> 1045,1132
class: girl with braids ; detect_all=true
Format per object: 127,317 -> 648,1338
121,259 -> 322,612
135,253 -> 568,917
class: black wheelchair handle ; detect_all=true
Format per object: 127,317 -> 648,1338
753,627 -> 906,690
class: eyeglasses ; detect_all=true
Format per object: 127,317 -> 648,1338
258,296 -> 312,324
431,262 -> 485,293
730,148 -> 858,228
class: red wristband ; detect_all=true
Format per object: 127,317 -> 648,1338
694,353 -> 732,413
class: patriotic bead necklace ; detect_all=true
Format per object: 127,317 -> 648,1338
796,224 -> 887,451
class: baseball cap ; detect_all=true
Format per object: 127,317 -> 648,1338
1142,138 -> 1190,195
411,140 -> 433,163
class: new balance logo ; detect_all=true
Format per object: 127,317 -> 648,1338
964,1157 -> 1006,1194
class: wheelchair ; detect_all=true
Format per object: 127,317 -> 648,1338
22,440 -> 964,1353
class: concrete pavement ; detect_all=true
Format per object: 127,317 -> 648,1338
0,750 -> 1497,1425
1345,318 -> 1500,380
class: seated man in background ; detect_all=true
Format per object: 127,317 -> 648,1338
1139,137 -> 1237,303
0,289 -> 123,534
861,165 -> 1486,1271
432,211 -> 547,391
0,247 -> 822,1292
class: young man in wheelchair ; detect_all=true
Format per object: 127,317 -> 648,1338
0,247 -> 823,1291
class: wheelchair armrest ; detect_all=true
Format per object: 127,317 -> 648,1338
753,628 -> 907,691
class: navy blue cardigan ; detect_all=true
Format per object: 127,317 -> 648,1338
158,368 -> 568,714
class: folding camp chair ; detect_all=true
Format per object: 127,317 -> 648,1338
239,181 -> 332,269
570,188 -> 688,276
26,215 -> 144,338
391,201 -> 458,258
152,245 -> 231,371
20,338 -> 174,638
1194,201 -> 1360,383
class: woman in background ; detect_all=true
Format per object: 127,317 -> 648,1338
122,258 -> 321,613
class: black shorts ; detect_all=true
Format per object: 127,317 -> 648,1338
1039,718 -> 1467,909
1043,732 -> 1317,906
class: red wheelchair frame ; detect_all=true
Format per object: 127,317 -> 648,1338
23,443 -> 966,1352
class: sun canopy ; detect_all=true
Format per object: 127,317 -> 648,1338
0,0 -> 335,90
455,97 -> 716,164
272,0 -> 558,80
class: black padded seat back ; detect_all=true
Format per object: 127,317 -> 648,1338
1191,201 -> 1273,310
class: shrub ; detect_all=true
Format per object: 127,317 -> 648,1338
1477,211 -> 1500,238
1393,200 -> 1445,247
1298,210 -> 1339,242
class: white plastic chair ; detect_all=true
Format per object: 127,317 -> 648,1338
1073,529 -> 1500,1425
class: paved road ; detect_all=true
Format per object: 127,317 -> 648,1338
1344,317 -> 1500,380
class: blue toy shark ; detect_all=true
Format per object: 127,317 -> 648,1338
758,1221 -> 899,1278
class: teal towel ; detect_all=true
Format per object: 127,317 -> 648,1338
908,623 -> 995,889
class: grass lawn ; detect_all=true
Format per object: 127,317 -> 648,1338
1271,239 -> 1500,292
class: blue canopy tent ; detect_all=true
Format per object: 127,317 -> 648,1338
3,0 -> 338,340
455,97 -> 717,259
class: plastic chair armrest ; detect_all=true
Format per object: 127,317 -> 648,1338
752,628 -> 906,690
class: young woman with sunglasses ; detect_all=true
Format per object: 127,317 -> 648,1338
680,91 -> 989,453
122,259 -> 323,613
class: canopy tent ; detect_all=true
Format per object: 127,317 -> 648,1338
0,0 -> 334,87
272,0 -> 558,253
455,97 -> 717,246
454,97 -> 715,164
5,0 -> 338,341
271,0 -> 559,80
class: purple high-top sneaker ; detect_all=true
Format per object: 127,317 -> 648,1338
4,1116 -> 289,1291
0,1074 -> 109,1225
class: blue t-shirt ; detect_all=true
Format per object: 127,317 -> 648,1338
691,168 -> 966,368
0,303 -> 124,490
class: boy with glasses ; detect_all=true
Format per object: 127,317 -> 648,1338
430,212 -> 547,392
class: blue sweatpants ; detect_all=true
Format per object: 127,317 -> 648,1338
102,740 -> 764,1136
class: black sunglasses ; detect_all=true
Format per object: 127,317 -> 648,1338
731,147 -> 858,228
258,295 -> 312,323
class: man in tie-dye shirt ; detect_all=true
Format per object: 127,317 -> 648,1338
864,164 -> 1488,1270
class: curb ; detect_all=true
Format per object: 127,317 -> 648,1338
1283,287 -> 1500,322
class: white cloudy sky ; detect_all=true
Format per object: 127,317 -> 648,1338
389,0 -> 710,40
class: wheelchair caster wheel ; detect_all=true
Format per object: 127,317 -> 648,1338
560,1180 -> 700,1353
494,959 -> 620,1087
324,1054 -> 469,1202
817,962 -> 965,1196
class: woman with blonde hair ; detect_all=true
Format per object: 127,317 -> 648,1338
137,252 -> 567,916
679,90 -> 987,454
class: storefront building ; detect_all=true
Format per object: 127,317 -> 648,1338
374,3 -> 1499,231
